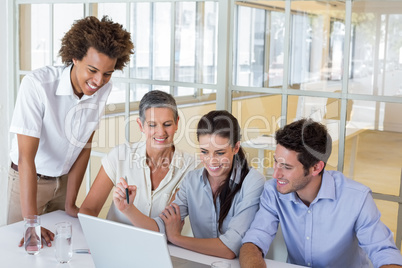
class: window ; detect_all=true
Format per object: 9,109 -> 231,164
16,1 -> 220,113
232,0 -> 402,249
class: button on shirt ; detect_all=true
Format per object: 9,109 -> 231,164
102,142 -> 196,225
155,167 -> 265,256
242,170 -> 402,268
9,65 -> 112,176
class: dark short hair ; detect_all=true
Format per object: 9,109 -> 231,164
275,118 -> 332,175
139,90 -> 178,124
59,16 -> 134,70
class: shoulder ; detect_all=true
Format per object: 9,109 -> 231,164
178,168 -> 204,191
241,168 -> 266,193
19,66 -> 67,99
106,141 -> 145,159
185,168 -> 204,179
327,170 -> 370,194
25,65 -> 65,84
244,168 -> 266,185
172,148 -> 196,170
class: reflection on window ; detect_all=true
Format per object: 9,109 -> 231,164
20,4 -> 50,70
346,100 -> 402,196
53,4 -> 84,66
351,2 -> 402,97
130,2 -> 171,81
234,2 -> 348,90
18,1 -> 219,106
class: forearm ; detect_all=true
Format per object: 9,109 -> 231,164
123,205 -> 159,232
18,160 -> 39,217
66,146 -> 92,216
79,166 -> 114,217
17,134 -> 40,218
170,236 -> 236,259
239,243 -> 266,268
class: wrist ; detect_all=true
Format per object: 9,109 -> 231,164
65,204 -> 79,217
123,204 -> 135,215
167,233 -> 181,245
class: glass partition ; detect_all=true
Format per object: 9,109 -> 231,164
232,93 -> 282,178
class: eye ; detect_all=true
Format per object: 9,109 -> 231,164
148,124 -> 156,127
201,150 -> 208,154
104,73 -> 112,77
88,69 -> 96,73
164,123 -> 172,127
216,152 -> 224,156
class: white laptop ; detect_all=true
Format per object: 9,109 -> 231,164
78,213 -> 209,268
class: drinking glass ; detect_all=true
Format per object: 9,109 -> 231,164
211,261 -> 231,268
54,221 -> 73,263
24,215 -> 41,255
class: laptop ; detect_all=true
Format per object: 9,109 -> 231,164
78,213 -> 209,268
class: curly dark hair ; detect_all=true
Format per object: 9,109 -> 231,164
275,118 -> 332,176
59,16 -> 134,70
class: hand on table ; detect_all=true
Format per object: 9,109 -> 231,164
65,204 -> 79,218
18,226 -> 54,248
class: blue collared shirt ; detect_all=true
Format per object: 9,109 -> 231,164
155,167 -> 265,256
242,170 -> 402,268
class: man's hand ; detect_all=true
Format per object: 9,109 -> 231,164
18,226 -> 54,248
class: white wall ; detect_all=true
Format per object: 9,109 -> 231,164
0,0 -> 12,227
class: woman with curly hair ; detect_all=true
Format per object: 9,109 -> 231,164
7,16 -> 134,248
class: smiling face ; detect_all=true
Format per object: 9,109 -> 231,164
137,107 -> 178,151
199,134 -> 240,182
70,47 -> 117,97
273,144 -> 315,195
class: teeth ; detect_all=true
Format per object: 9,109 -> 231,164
209,166 -> 220,171
87,82 -> 97,89
154,137 -> 166,142
278,180 -> 286,185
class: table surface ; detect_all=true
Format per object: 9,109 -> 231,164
0,211 -> 305,268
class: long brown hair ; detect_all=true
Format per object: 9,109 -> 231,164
197,110 -> 249,232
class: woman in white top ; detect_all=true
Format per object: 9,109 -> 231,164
79,90 -> 196,224
113,110 -> 265,259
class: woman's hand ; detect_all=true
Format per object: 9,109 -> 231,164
160,203 -> 184,244
113,177 -> 137,213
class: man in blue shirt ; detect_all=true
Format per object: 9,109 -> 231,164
240,118 -> 402,268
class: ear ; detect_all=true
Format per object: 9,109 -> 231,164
175,116 -> 180,132
311,161 -> 325,176
72,58 -> 78,65
137,118 -> 144,133
233,141 -> 241,154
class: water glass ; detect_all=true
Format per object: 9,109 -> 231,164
54,222 -> 73,263
211,261 -> 231,268
24,215 -> 41,255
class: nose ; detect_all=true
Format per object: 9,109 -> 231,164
272,162 -> 282,179
93,73 -> 103,86
155,125 -> 166,135
202,154 -> 217,164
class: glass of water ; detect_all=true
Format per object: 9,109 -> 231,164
55,221 -> 73,263
211,261 -> 231,268
24,215 -> 41,255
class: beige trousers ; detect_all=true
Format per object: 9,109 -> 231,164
7,167 -> 68,224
